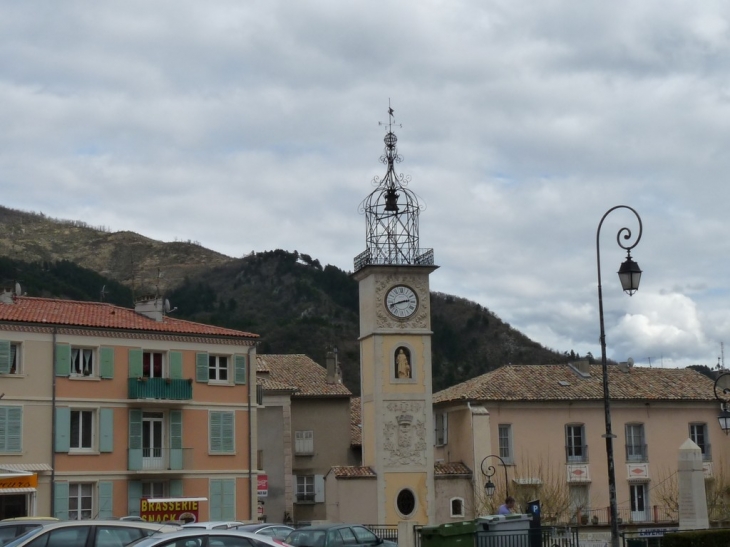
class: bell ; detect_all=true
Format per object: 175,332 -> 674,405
384,188 -> 399,212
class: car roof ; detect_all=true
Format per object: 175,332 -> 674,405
182,521 -> 244,529
290,524 -> 362,532
237,524 -> 292,530
0,518 -> 58,523
129,528 -> 283,547
20,520 -> 181,532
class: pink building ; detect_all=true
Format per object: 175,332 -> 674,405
433,362 -> 725,527
0,292 -> 259,521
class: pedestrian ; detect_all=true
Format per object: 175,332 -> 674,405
498,496 -> 516,515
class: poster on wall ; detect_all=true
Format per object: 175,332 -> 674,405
140,497 -> 207,523
257,475 -> 268,498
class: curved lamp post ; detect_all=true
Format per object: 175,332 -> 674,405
480,454 -> 509,499
596,205 -> 643,547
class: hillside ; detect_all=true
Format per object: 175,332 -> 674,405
0,205 -> 570,392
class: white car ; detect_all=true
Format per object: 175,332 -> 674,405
129,528 -> 291,547
3,519 -> 181,547
182,522 -> 245,530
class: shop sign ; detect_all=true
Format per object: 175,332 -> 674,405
140,498 -> 202,523
257,475 -> 268,497
0,474 -> 37,489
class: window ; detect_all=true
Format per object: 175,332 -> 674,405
0,407 -> 22,453
690,423 -> 711,461
71,348 -> 95,377
142,352 -> 164,378
68,483 -> 93,520
630,483 -> 648,521
209,355 -> 229,382
295,431 -> 314,455
625,424 -> 647,461
435,412 -> 448,446
296,475 -> 315,502
209,411 -> 235,454
566,424 -> 587,462
569,485 -> 590,522
70,410 -> 94,451
498,424 -> 513,463
141,482 -> 165,498
0,341 -> 20,375
450,498 -> 465,517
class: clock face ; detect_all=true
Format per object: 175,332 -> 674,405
386,285 -> 418,318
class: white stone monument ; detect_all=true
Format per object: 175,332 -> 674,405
678,438 -> 709,530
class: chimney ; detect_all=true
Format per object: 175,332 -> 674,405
134,295 -> 164,322
573,361 -> 591,374
326,349 -> 341,384
0,290 -> 14,304
617,361 -> 631,373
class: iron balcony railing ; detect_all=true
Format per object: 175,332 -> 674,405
626,443 -> 648,462
128,447 -> 192,471
353,248 -> 434,272
128,377 -> 193,400
565,444 -> 589,463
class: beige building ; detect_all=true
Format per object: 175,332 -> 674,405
433,362 -> 725,526
256,354 -> 353,525
0,291 -> 259,521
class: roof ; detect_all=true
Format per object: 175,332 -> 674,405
350,397 -> 362,447
256,354 -> 351,397
329,466 -> 377,479
434,364 -> 716,404
435,462 -> 472,476
0,296 -> 258,339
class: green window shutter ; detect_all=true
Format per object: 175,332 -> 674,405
169,479 -> 183,498
54,482 -> 69,520
222,479 -> 235,520
6,407 -> 21,453
0,408 -> 7,451
128,349 -> 143,378
169,351 -> 183,379
55,407 -> 70,453
55,344 -> 70,376
221,412 -> 234,453
99,408 -> 114,453
0,340 -> 10,374
128,409 -> 143,470
127,480 -> 142,516
234,355 -> 247,385
209,412 -> 222,453
99,347 -> 115,379
209,479 -> 222,520
169,410 -> 183,470
98,481 -> 113,519
196,353 -> 208,383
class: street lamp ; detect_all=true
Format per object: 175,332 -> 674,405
712,373 -> 730,434
596,205 -> 643,547
480,454 -> 509,499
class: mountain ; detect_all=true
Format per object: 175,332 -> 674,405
0,205 -> 569,392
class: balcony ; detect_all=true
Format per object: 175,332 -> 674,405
128,378 -> 192,400
128,447 -> 192,471
565,444 -> 589,463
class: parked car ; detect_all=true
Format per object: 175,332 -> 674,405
128,528 -> 291,547
0,519 -> 58,546
183,522 -> 245,530
2,519 -> 181,547
233,525 -> 294,541
285,525 -> 396,547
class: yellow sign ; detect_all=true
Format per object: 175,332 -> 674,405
0,474 -> 37,489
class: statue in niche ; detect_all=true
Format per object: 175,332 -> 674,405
395,347 -> 411,379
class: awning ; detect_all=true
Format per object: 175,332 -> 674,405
0,464 -> 52,472
146,498 -> 207,503
0,488 -> 35,494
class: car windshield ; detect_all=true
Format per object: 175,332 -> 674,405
286,531 -> 326,547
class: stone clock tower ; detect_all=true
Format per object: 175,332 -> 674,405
353,108 -> 437,525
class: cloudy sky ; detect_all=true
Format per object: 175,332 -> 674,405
2,1 -> 730,369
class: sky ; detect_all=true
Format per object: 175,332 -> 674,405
2,1 -> 730,369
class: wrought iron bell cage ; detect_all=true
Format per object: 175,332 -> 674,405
355,114 -> 434,272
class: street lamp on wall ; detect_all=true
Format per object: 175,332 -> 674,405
713,373 -> 730,434
596,205 -> 643,547
480,454 -> 509,499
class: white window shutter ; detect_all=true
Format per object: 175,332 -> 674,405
314,475 -> 325,503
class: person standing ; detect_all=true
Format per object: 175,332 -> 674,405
498,496 -> 516,515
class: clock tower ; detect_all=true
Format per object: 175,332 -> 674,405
353,107 -> 437,524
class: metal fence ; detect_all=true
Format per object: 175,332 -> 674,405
364,524 -> 398,542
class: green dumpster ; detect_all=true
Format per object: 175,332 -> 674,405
420,521 -> 477,547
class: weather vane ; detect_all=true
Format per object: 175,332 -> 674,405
378,99 -> 401,134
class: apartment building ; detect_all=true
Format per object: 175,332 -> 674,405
0,292 -> 259,521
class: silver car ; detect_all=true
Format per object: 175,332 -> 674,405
128,528 -> 290,547
3,519 -> 181,547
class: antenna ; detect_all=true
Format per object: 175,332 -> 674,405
100,285 -> 109,302
14,283 -> 21,296
155,268 -> 164,298
164,299 -> 177,315
647,357 -> 652,368
722,342 -> 725,370
627,357 -> 634,368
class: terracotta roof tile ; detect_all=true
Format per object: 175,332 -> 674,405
350,397 -> 362,447
331,466 -> 376,478
0,296 -> 258,339
255,355 -> 351,397
434,364 -> 715,404
435,462 -> 472,476
256,377 -> 297,392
